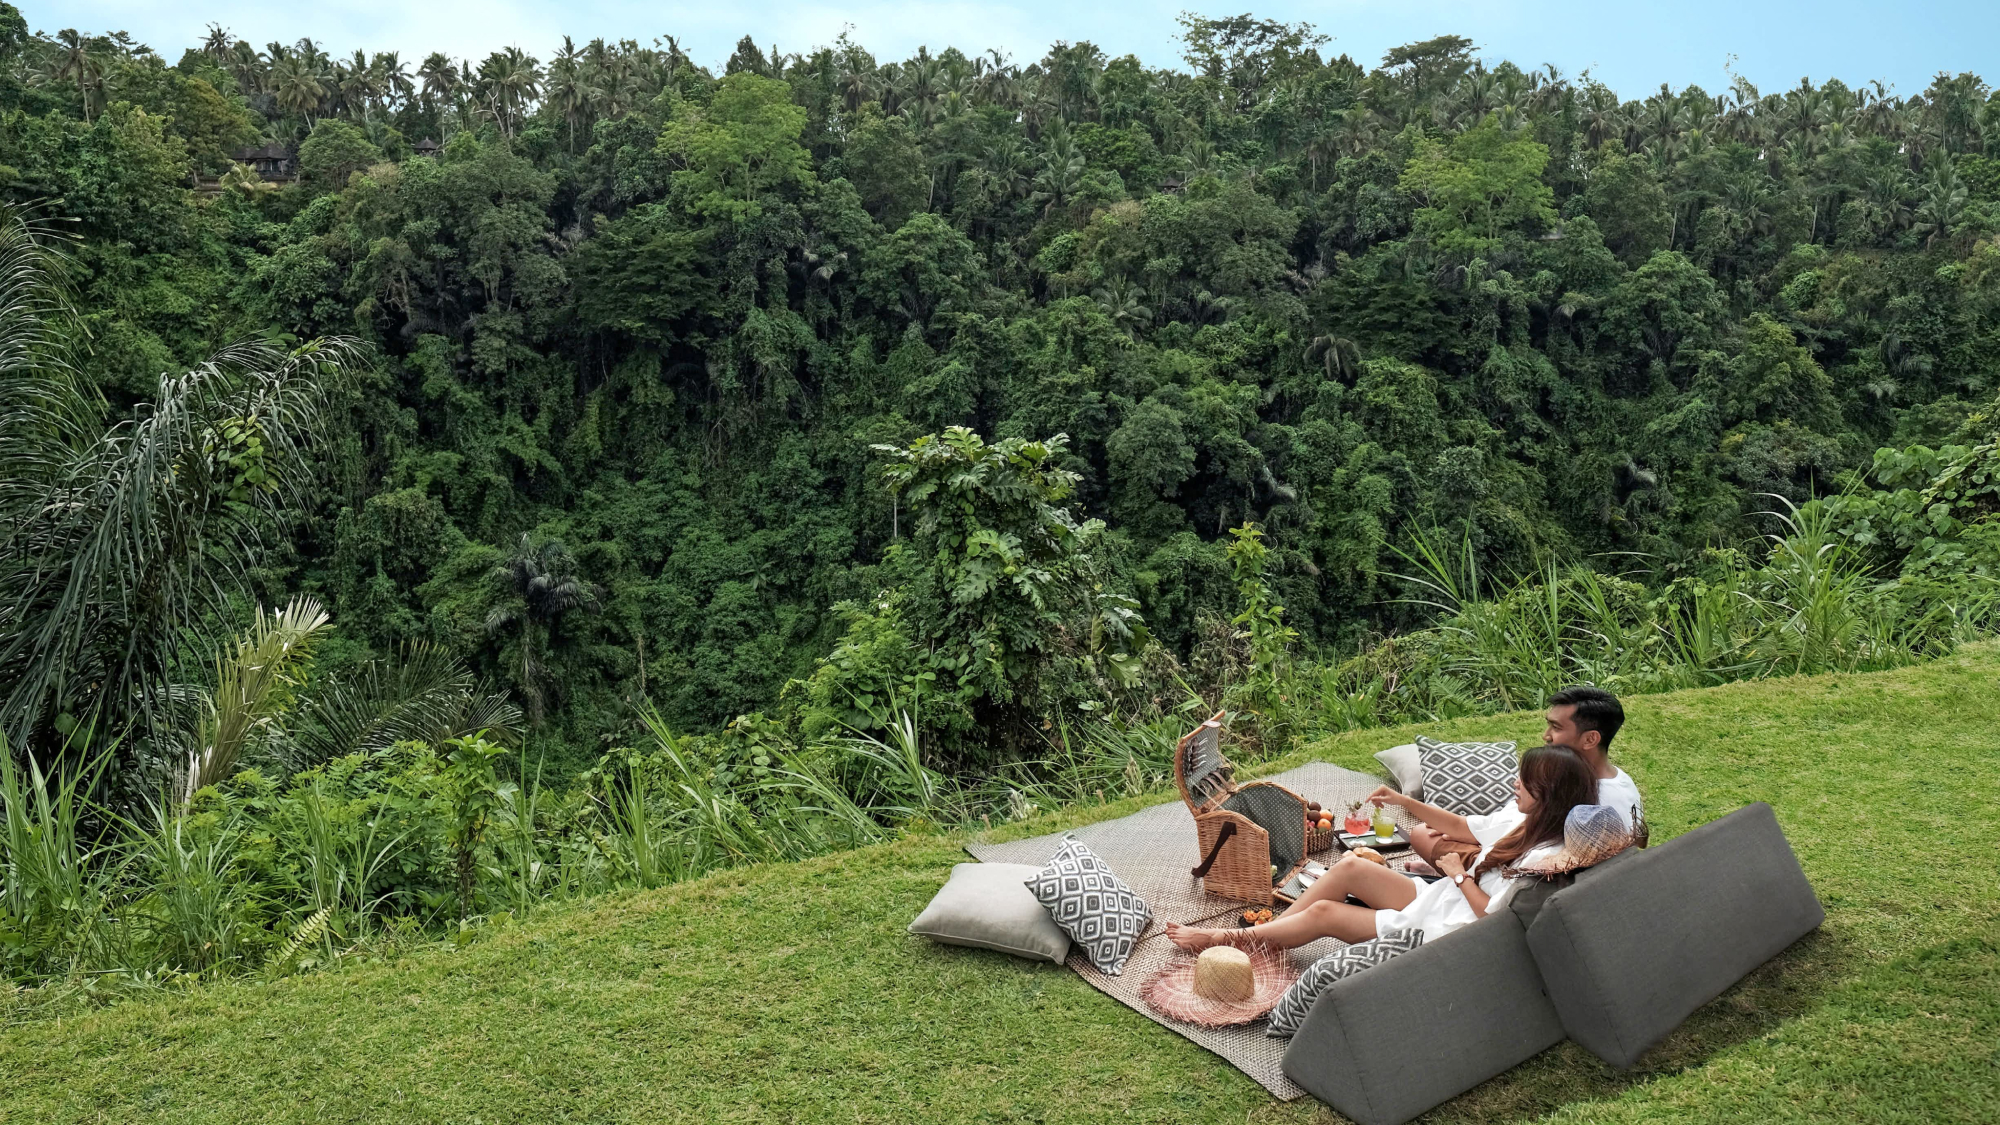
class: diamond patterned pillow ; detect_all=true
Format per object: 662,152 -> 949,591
1264,928 -> 1425,1038
1416,736 -> 1518,816
1024,836 -> 1153,975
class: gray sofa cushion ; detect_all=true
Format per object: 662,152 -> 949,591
1525,802 -> 1824,1069
1281,911 -> 1564,1125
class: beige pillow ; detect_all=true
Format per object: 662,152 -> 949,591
1374,743 -> 1423,799
908,862 -> 1070,963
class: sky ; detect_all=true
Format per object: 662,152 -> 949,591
15,0 -> 1995,101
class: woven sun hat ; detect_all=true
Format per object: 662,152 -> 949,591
1507,803 -> 1636,877
1140,941 -> 1298,1027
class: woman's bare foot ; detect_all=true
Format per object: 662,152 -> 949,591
1164,922 -> 1241,952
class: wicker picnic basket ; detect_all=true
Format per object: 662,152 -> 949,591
1175,712 -> 1312,906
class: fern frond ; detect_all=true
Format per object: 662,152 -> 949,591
265,905 -> 332,980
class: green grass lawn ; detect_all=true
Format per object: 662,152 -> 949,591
3,652 -> 1997,1124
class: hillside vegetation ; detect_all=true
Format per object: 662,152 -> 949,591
4,652 -> 1994,1124
8,11 -> 2000,758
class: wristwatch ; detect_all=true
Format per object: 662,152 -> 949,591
1452,873 -> 1467,885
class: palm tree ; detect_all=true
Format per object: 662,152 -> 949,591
417,52 -> 459,117
1092,279 -> 1152,336
375,51 -> 414,115
1914,163 -> 1968,248
201,24 -> 233,63
271,52 -> 327,122
335,49 -> 381,122
0,209 -> 363,747
176,597 -> 330,802
476,47 -> 542,137
226,41 -> 266,100
1306,333 -> 1362,382
545,37 -> 597,152
484,535 -> 597,726
48,30 -> 106,124
1031,147 -> 1085,216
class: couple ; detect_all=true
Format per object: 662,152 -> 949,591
1168,686 -> 1642,953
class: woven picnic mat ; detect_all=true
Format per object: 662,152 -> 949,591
966,760 -> 1419,1099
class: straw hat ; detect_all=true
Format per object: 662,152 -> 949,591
1506,804 -> 1636,877
1140,941 -> 1298,1027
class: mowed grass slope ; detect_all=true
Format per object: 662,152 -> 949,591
3,652 -> 1997,1124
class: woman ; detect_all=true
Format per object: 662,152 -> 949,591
1166,745 -> 1597,952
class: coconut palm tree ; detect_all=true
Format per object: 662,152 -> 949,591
476,47 -> 542,137
375,51 -> 414,114
201,24 -> 233,64
47,30 -> 106,123
417,52 -> 459,117
1914,162 -> 1968,247
545,37 -> 597,152
484,535 -> 597,726
271,52 -> 327,122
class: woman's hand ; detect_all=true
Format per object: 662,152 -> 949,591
1437,850 -> 1491,915
1363,784 -> 1407,810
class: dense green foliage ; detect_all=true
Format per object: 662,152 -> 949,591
10,12 -> 2000,764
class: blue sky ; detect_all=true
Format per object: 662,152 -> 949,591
17,0 -> 1992,101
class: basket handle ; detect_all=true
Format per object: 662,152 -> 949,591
1190,820 -> 1238,877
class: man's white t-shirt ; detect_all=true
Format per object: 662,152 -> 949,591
1595,767 -> 1644,826
1462,765 -> 1644,844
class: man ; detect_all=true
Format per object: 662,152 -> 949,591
1369,685 -> 1645,870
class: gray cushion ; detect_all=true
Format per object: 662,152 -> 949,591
1372,743 -> 1423,799
908,863 -> 1069,963
1415,736 -> 1517,816
1526,802 -> 1824,1069
1281,912 -> 1564,1125
1265,928 -> 1424,1039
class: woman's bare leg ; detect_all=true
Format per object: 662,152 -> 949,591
1166,899 -> 1382,951
1286,853 -> 1420,914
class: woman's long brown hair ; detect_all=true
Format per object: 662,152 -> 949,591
1473,745 -> 1597,877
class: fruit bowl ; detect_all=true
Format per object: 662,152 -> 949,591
1304,800 -> 1337,851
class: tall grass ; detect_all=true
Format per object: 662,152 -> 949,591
9,499 -> 2000,1004
293,777 -> 411,948
123,798 -> 258,977
1315,499 -> 1993,732
0,744 -> 126,979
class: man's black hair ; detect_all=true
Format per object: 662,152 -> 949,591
1549,685 -> 1624,751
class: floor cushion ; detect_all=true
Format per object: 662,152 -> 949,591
909,862 -> 1070,963
1415,736 -> 1517,816
1525,802 -> 1824,1068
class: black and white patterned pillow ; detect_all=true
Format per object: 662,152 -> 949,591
1264,928 -> 1425,1038
1023,836 -> 1152,975
1416,736 -> 1518,816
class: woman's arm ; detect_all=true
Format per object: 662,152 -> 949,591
1364,785 -> 1475,843
1435,853 -> 1496,918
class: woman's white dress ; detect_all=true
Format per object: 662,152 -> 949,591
1371,820 -> 1558,941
